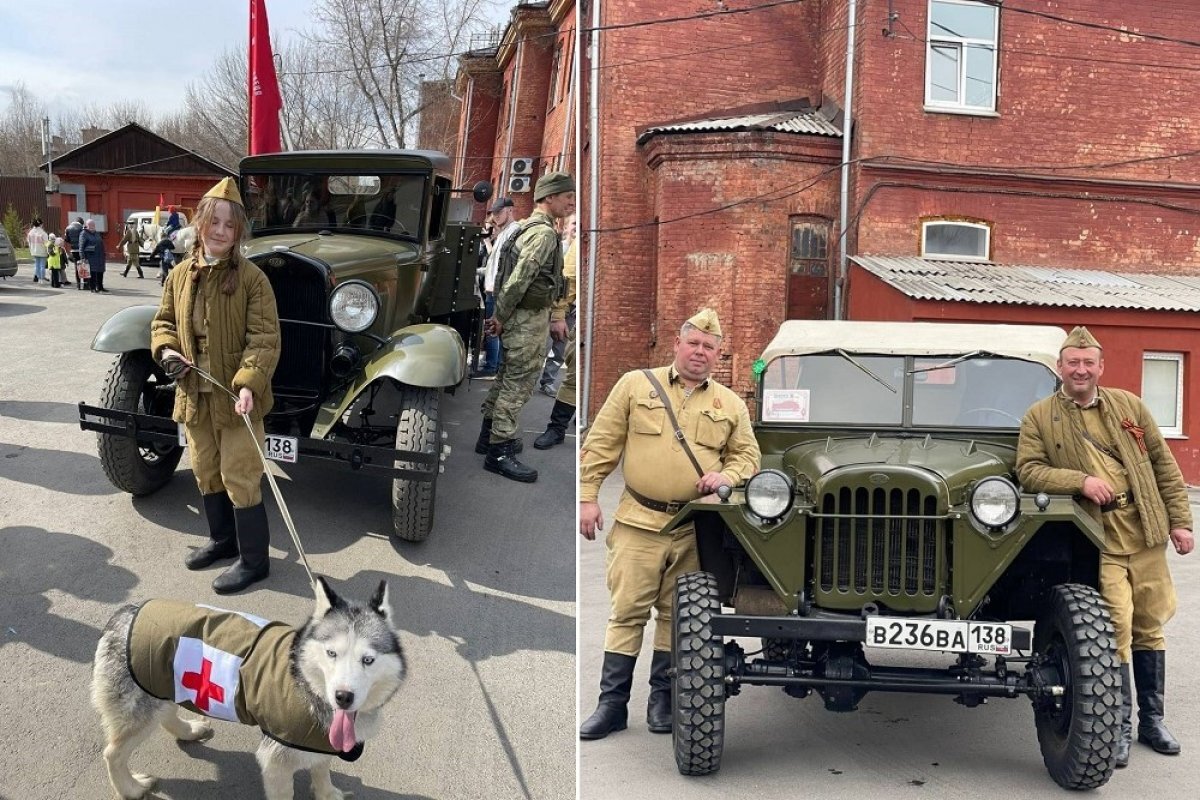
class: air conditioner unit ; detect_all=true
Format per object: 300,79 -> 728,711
510,156 -> 534,176
509,175 -> 532,193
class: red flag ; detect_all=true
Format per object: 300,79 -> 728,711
248,0 -> 283,155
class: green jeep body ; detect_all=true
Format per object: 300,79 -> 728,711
79,150 -> 490,543
666,320 -> 1121,790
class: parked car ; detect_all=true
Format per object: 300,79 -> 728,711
79,150 -> 490,542
664,320 -> 1120,790
0,228 -> 18,278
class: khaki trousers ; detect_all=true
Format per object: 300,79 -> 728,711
184,393 -> 266,508
604,519 -> 699,656
1100,544 -> 1177,662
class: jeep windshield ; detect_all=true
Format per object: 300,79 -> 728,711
243,172 -> 425,240
760,352 -> 1058,429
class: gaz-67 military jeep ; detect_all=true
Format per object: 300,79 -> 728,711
78,150 -> 489,543
666,320 -> 1121,790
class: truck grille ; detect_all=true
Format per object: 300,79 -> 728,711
260,255 -> 330,397
816,487 -> 942,598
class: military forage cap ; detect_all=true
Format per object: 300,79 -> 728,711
203,177 -> 245,208
534,171 -> 575,201
1061,325 -> 1102,352
686,307 -> 722,338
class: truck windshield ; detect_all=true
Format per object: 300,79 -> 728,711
761,353 -> 1057,428
242,172 -> 425,238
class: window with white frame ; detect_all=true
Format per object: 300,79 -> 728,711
1143,352 -> 1184,435
926,0 -> 999,112
920,219 -> 991,260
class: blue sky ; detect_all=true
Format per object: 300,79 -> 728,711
0,0 -> 508,120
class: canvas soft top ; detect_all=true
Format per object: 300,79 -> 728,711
759,320 -> 1066,373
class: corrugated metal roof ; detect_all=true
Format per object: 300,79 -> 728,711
852,255 -> 1200,312
637,110 -> 841,143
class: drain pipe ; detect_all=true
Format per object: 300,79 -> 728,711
834,0 -> 858,320
582,0 -> 601,426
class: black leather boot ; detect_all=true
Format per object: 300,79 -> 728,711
646,650 -> 672,733
534,400 -> 575,450
484,440 -> 538,482
580,652 -> 636,740
1133,650 -> 1180,755
474,417 -> 522,455
213,503 -> 270,594
185,491 -> 239,570
1116,661 -> 1132,767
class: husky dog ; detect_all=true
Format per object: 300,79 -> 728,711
92,577 -> 405,800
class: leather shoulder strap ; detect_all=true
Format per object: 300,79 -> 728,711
641,369 -> 705,479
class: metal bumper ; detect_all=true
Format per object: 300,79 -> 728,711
711,613 -> 1034,650
78,402 -> 437,482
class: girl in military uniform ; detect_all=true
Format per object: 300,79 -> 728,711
151,177 -> 282,594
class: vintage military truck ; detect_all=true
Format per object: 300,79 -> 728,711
667,320 -> 1121,790
78,150 -> 489,543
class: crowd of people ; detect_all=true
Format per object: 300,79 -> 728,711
23,214 -> 182,292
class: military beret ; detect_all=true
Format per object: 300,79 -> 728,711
686,308 -> 722,338
1061,325 -> 1102,352
203,176 -> 244,208
534,171 -> 575,201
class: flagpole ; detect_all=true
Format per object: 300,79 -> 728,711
274,52 -> 294,151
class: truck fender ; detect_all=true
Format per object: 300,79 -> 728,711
310,323 -> 465,440
91,305 -> 157,353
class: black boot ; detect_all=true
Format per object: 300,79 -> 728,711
534,400 -> 575,450
185,491 -> 239,569
1133,650 -> 1181,755
1116,661 -> 1132,767
580,652 -> 636,740
474,417 -> 522,455
213,503 -> 270,594
647,650 -> 672,733
484,440 -> 537,482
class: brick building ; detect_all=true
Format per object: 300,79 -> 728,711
584,0 -> 1200,476
44,123 -> 232,258
454,0 -> 577,222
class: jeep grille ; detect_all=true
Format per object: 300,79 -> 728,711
816,487 -> 943,600
261,256 -> 330,397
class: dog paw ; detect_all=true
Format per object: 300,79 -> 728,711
313,787 -> 350,800
131,772 -> 158,791
191,721 -> 215,742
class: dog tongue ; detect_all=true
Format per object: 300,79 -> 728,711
329,709 -> 357,753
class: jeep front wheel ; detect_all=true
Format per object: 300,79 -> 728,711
673,571 -> 726,776
390,386 -> 441,542
1032,583 -> 1120,790
97,351 -> 182,495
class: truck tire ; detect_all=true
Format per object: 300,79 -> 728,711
97,352 -> 181,495
390,386 -> 440,542
1032,583 -> 1120,790
673,571 -> 726,776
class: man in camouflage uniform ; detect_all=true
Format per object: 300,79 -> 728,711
119,221 -> 144,278
533,222 -> 578,449
578,309 -> 761,739
1018,326 -> 1194,766
475,171 -> 575,482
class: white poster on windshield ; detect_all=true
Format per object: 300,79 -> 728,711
763,389 -> 810,422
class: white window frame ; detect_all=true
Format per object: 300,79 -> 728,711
1143,352 -> 1185,437
925,0 -> 999,114
920,219 -> 991,261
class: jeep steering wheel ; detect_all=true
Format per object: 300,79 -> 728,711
958,407 -> 1023,425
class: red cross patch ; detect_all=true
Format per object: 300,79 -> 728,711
173,636 -> 242,721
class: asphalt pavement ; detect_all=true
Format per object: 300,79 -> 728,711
578,469 -> 1200,800
0,269 -> 576,800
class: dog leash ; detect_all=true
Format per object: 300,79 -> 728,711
186,363 -> 317,591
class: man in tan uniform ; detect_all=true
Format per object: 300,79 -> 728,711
1017,326 -> 1194,767
578,309 -> 760,740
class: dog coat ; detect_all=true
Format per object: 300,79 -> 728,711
126,599 -> 362,760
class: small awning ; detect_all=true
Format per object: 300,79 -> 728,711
852,255 -> 1200,312
637,109 -> 841,144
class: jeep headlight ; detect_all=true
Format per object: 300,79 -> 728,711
329,280 -> 379,333
970,477 -> 1020,528
744,469 -> 794,521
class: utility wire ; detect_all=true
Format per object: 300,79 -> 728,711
978,1 -> 1200,50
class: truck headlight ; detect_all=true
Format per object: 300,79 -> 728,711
745,469 -> 794,521
970,477 -> 1020,528
329,280 -> 379,333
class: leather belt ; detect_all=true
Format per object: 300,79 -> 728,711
627,486 -> 690,515
1100,490 -> 1135,513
